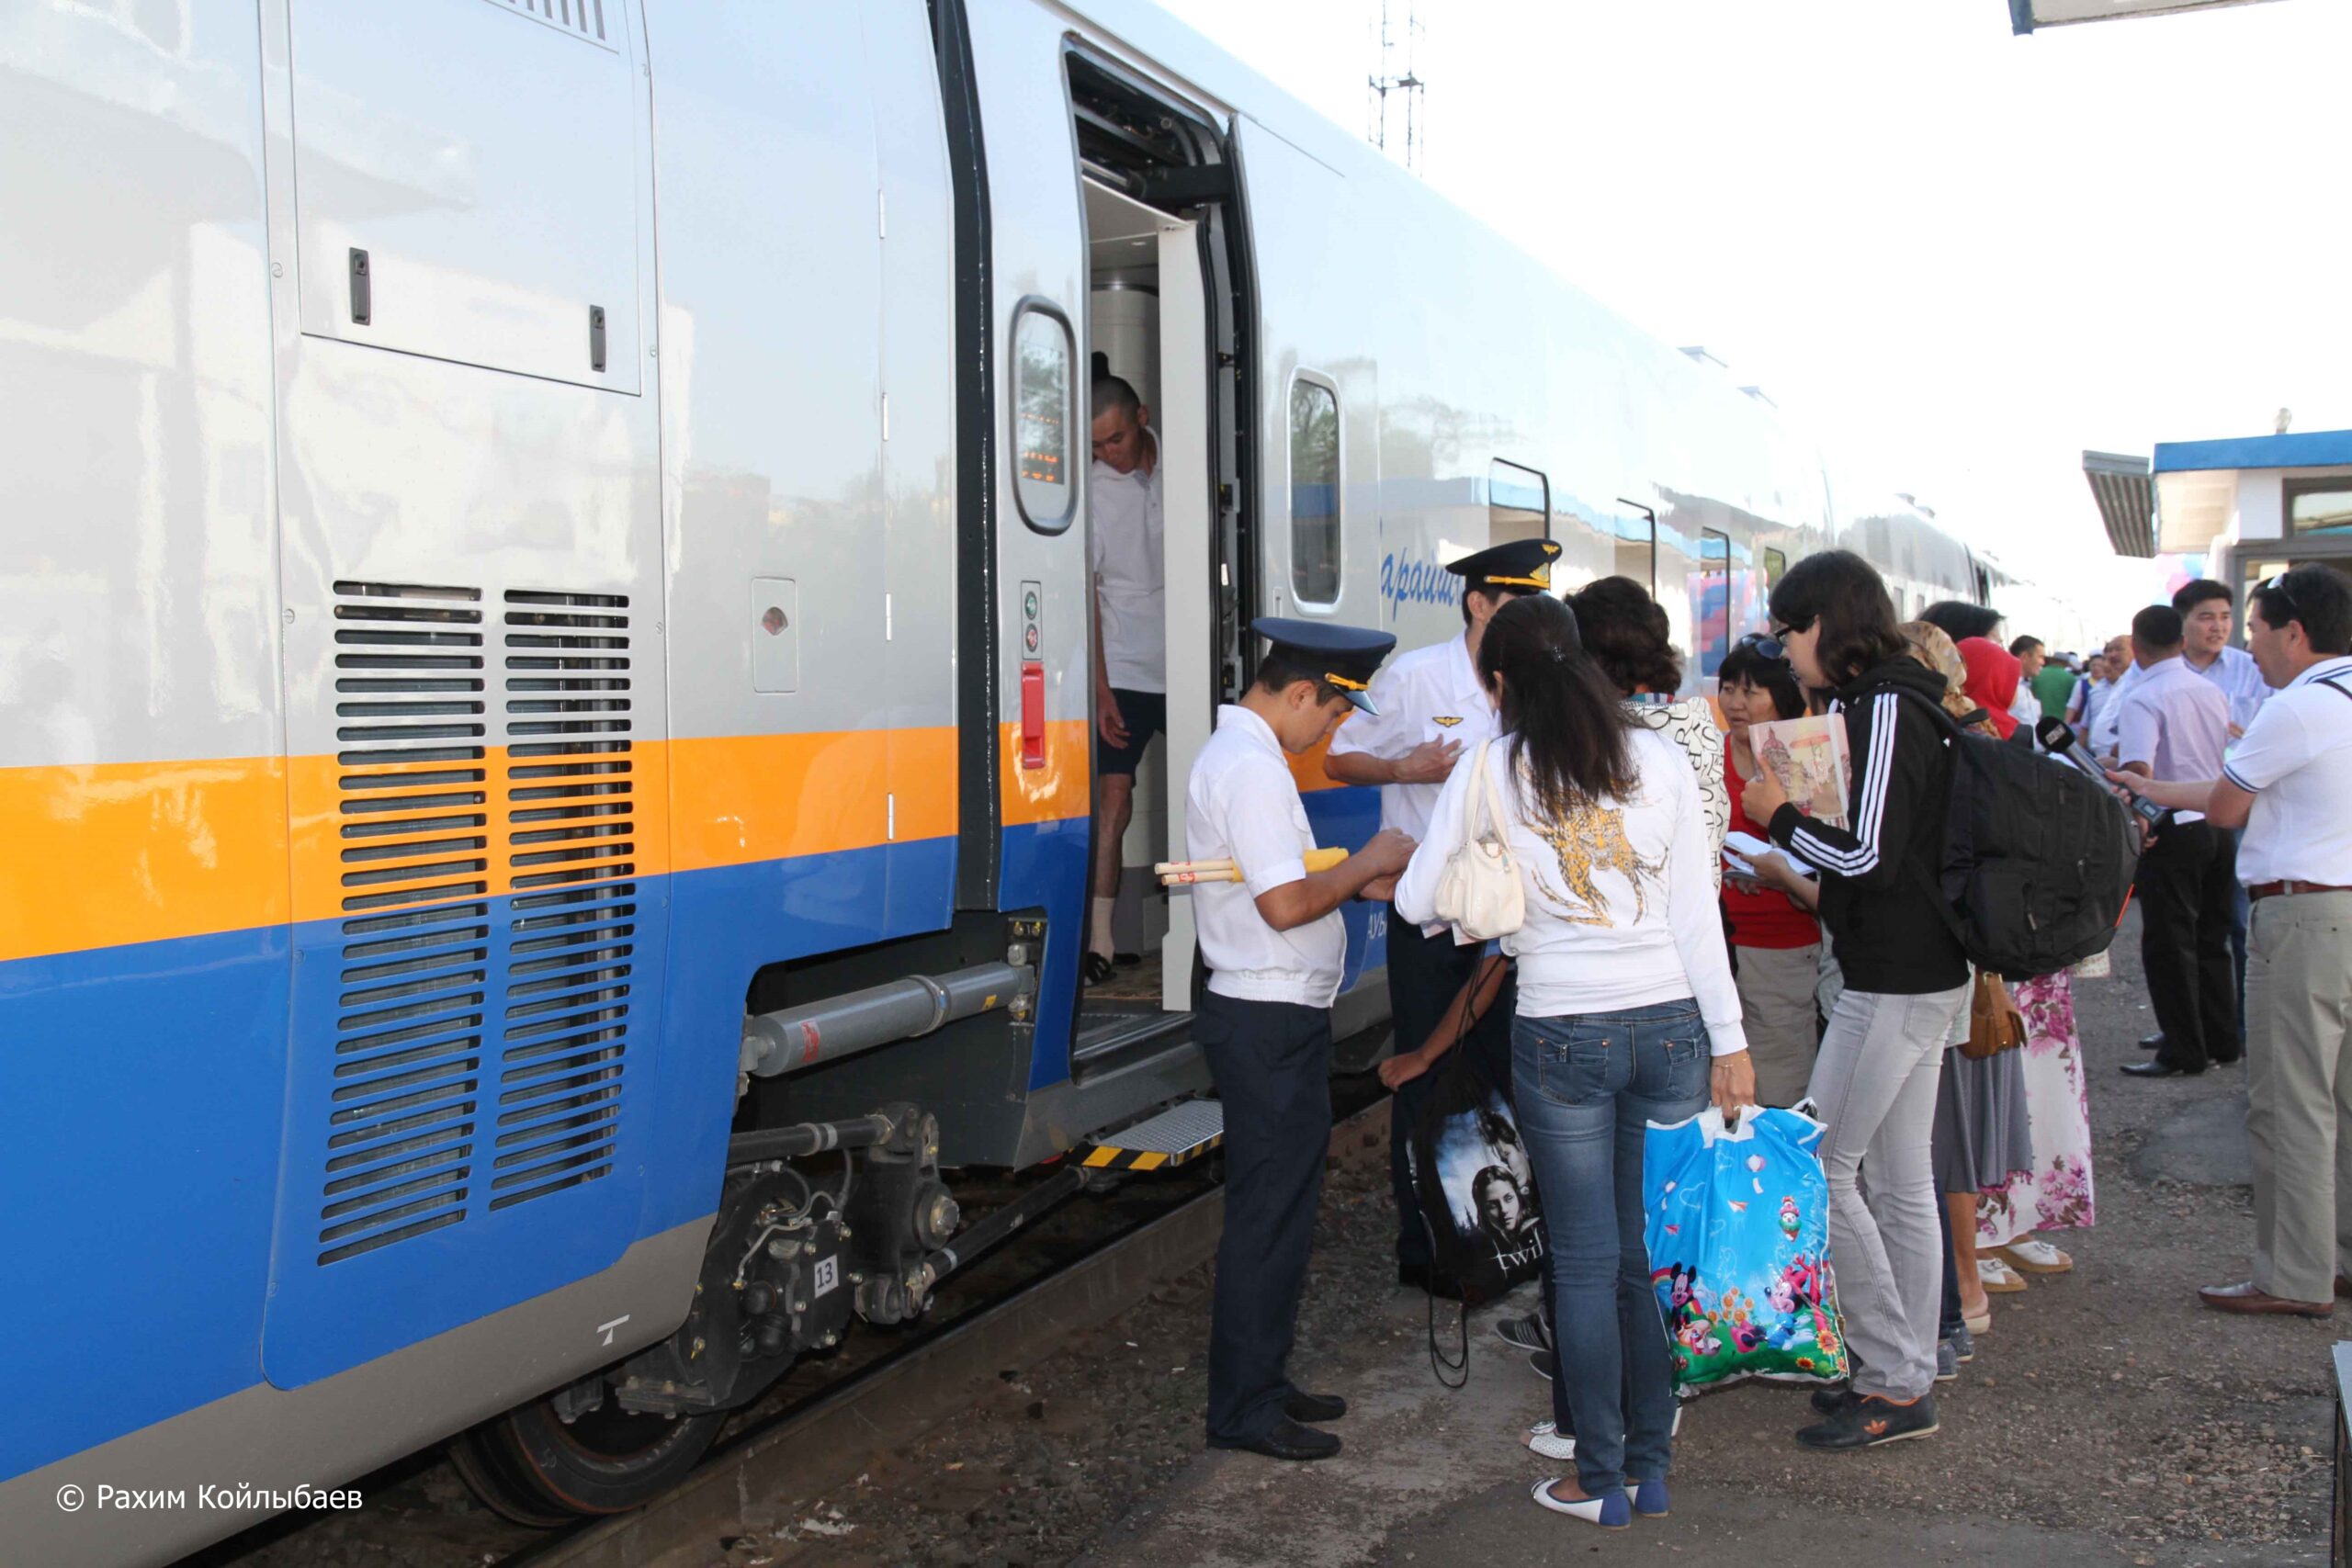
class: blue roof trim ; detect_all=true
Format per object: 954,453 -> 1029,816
2153,430 -> 2352,475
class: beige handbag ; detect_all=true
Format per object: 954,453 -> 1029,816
1432,739 -> 1526,941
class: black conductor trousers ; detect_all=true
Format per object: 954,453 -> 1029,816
1193,988 -> 1331,1446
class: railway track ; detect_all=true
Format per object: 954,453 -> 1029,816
181,1091 -> 1389,1568
504,1098 -> 1387,1568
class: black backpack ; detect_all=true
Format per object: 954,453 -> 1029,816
1883,686 -> 2140,979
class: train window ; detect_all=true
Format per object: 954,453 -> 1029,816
1698,529 -> 1731,679
1764,547 -> 1788,589
1012,303 -> 1075,533
1614,505 -> 1656,594
2286,479 -> 2352,537
1488,459 -> 1549,545
1289,377 -> 1341,606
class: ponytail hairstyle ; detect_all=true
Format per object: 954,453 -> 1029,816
1476,593 -> 1637,818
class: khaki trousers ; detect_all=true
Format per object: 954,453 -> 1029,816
1734,942 -> 1823,1107
2245,890 -> 2352,1304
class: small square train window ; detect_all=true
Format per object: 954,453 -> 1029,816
1012,305 -> 1075,533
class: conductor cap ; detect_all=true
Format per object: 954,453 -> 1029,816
1446,537 -> 1562,593
1251,616 -> 1397,715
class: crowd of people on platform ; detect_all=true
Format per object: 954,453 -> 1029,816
1102,378 -> 2352,1530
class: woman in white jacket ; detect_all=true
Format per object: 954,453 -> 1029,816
1395,593 -> 1753,1529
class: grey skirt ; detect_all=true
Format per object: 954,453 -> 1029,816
1931,1045 -> 2032,1196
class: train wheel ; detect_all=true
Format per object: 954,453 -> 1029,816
448,1393 -> 723,1526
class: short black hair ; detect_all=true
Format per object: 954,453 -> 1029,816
2172,578 -> 2233,615
1770,550 -> 1907,690
1718,641 -> 1805,721
2251,563 -> 2352,656
2132,604 -> 2184,650
1252,652 -> 1343,706
1568,575 -> 1683,694
1460,581 -> 1533,627
1091,375 -> 1142,421
1920,600 -> 2004,644
2007,635 -> 2042,659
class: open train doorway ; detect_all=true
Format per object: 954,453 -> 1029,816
1064,53 -> 1249,1072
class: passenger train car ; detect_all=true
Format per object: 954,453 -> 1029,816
0,2 -> 2025,1559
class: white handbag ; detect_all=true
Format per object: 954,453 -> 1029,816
1431,739 -> 1526,941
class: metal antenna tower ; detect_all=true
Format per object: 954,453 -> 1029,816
1366,0 -> 1426,175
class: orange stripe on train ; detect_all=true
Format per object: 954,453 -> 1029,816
0,729 -> 969,967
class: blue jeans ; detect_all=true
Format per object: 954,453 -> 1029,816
1514,1001 -> 1709,1495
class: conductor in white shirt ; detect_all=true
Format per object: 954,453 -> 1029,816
1085,377 -> 1164,986
1186,618 -> 1415,1460
1327,536 -> 1561,1290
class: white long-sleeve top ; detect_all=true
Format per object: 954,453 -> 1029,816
1394,727 -> 1747,1056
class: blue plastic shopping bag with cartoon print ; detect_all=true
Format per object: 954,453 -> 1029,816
1645,1104 -> 1848,1393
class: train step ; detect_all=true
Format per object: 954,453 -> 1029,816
1080,1099 -> 1225,1171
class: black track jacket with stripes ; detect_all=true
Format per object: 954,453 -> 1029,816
1766,656 -> 1970,996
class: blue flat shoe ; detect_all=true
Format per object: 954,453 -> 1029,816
1530,1478 -> 1631,1528
1624,1477 -> 1669,1517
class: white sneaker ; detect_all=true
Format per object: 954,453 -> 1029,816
1522,1420 -> 1577,1461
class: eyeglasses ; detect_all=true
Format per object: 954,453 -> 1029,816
1737,632 -> 1787,660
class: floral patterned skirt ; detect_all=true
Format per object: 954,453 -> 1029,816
1976,972 -> 2097,1245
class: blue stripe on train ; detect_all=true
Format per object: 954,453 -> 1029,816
1,835 -> 962,1480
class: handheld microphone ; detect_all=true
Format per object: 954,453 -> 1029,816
2036,716 -> 2165,827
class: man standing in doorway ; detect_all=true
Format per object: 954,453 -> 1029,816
1085,376 -> 1164,987
2116,605 -> 2240,1080
1326,536 -> 1561,1290
2108,566 -> 2352,1316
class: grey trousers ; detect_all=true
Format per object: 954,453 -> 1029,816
1806,982 -> 1970,1401
1735,942 -> 1823,1107
2246,891 -> 2352,1304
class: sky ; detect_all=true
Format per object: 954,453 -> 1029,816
1159,0 -> 2350,633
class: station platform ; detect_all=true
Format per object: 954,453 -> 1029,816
746,911 -> 2333,1568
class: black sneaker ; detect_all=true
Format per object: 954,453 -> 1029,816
1808,1382 -> 1853,1416
1935,1341 -> 1959,1383
1529,1350 -> 1555,1382
1796,1392 -> 1938,1450
1492,1314 -> 1549,1353
1947,1324 -> 1976,1363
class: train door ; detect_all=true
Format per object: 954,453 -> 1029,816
255,0 -> 669,1387
1063,55 -> 1249,1068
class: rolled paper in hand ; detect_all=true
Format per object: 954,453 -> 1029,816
1157,846 -> 1349,885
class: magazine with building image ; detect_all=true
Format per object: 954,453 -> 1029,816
1750,713 -> 1852,831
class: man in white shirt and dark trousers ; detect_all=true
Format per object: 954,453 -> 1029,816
1326,537 -> 1560,1291
2110,566 -> 2352,1315
2115,605 -> 2240,1079
1085,377 -> 1165,986
1188,618 -> 1415,1460
2176,579 -> 2278,1054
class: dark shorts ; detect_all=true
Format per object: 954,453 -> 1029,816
1096,686 -> 1167,776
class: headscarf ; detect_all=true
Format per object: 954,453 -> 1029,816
1897,621 -> 1974,724
1957,637 -> 2022,739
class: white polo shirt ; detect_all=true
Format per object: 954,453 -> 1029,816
1326,630 -> 1495,842
2221,655 -> 2352,887
1186,704 -> 1346,1007
1089,451 -> 1164,694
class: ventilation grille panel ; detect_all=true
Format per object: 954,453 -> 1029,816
493,589 -> 635,1211
489,0 -> 611,47
321,581 -> 488,1264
